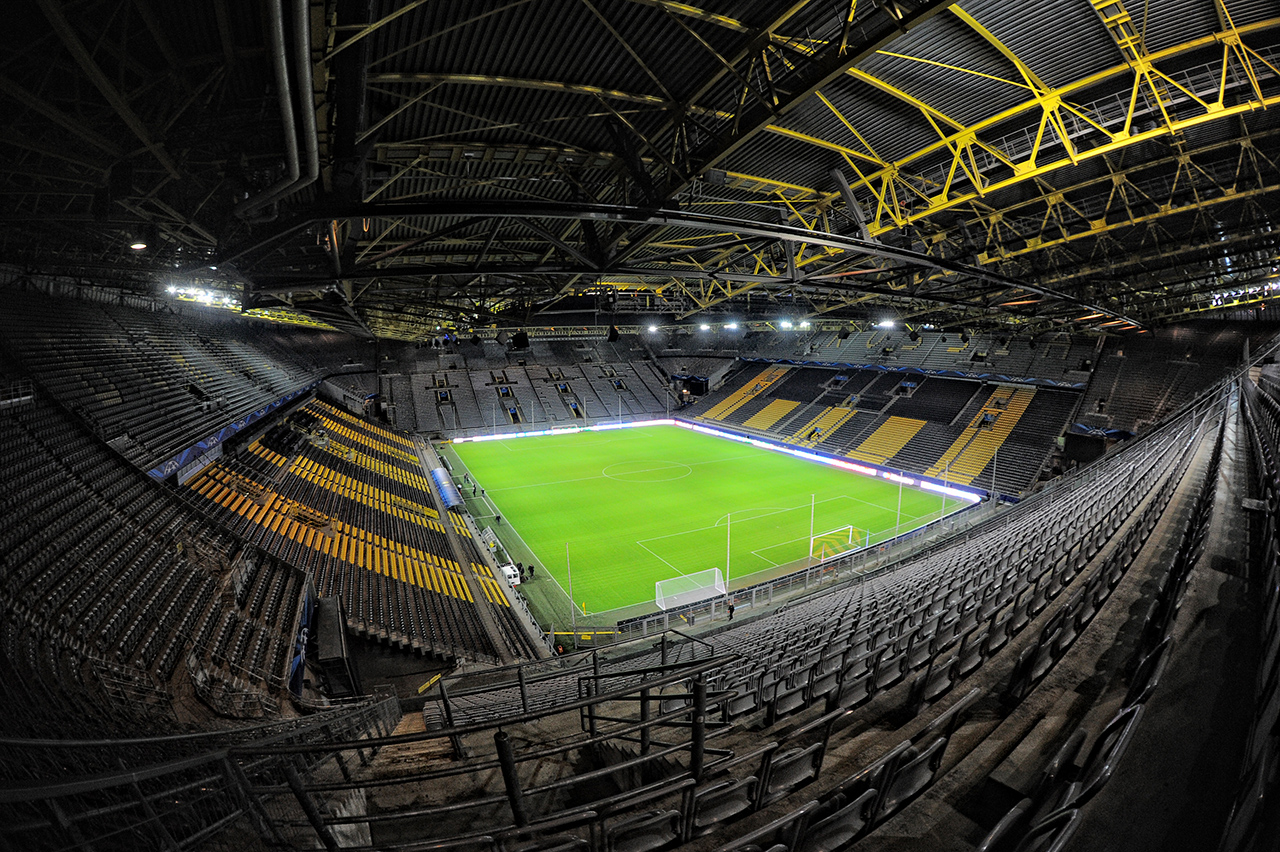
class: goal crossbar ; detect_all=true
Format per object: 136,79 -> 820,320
656,568 -> 725,610
810,525 -> 863,561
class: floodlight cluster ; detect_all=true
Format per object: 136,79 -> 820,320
165,286 -> 238,308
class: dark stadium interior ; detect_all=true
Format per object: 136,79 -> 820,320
2,1 -> 1280,850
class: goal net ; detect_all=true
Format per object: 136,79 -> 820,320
655,568 -> 726,610
810,525 -> 863,561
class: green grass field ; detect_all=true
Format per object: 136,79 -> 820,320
450,425 -> 953,613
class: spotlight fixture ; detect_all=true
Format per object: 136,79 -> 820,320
799,321 -> 811,329
648,324 -> 658,333
129,223 -> 158,251
780,320 -> 793,329
725,322 -> 738,330
876,319 -> 895,329
699,323 -> 711,331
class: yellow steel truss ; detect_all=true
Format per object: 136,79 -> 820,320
724,16 -> 1280,234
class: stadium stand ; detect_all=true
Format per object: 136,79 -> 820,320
0,387 -> 306,736
186,397 -> 537,663
786,406 -> 855,448
743,399 -> 801,430
1,289 -> 340,471
1223,364 -> 1280,849
770,367 -> 842,404
702,365 -> 792,421
847,416 -> 929,466
1074,325 -> 1255,434
886,377 -> 982,423
925,388 -> 1036,485
3,310 -> 1280,851
686,364 -> 1077,494
9,363 -> 1204,851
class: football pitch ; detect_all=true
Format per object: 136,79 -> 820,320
450,425 -> 955,614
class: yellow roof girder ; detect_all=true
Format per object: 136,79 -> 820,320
950,5 -> 1050,94
859,18 -> 1280,231
755,18 -> 1279,230
980,180 -> 1280,263
669,277 -> 767,318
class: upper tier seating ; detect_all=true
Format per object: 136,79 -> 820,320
1076,325 -> 1253,433
1,289 -> 344,470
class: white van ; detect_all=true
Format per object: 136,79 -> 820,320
498,563 -> 521,586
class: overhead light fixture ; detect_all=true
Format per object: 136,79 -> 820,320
725,322 -> 738,330
780,320 -> 793,329
877,319 -> 895,329
799,321 -> 811,329
699,323 -> 711,331
648,324 -> 658,332
129,223 -> 157,251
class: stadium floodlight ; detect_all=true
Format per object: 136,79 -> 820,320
725,322 -> 738,330
781,320 -> 793,329
699,323 -> 710,331
877,319 -> 895,328
799,321 -> 811,329
648,324 -> 658,332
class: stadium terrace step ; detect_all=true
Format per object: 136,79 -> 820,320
787,406 -> 855,447
846,416 -> 928,465
701,365 -> 791,421
926,388 -> 1037,485
184,398 -> 520,663
926,387 -> 1014,479
744,398 -> 801,430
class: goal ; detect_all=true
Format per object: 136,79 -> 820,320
810,525 -> 863,561
655,568 -> 726,610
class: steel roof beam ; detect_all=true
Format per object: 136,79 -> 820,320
236,200 -> 1143,326
0,75 -> 124,159
35,0 -> 182,180
854,19 -> 1280,232
663,0 -> 955,201
739,19 -> 1280,233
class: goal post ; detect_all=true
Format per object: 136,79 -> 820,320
810,525 -> 863,561
655,568 -> 726,610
